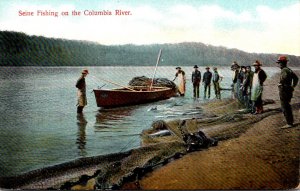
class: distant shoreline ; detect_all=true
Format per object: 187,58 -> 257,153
1,31 -> 299,67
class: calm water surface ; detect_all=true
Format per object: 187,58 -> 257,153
0,66 -> 279,176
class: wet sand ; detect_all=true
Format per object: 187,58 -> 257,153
138,71 -> 300,189
1,71 -> 298,190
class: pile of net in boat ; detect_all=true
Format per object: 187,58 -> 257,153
128,76 -> 177,90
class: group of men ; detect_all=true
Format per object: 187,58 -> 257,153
230,56 -> 298,128
172,55 -> 298,129
76,55 -> 298,129
173,65 -> 223,99
231,60 -> 267,114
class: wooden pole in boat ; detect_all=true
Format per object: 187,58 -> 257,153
149,49 -> 162,90
91,75 -> 137,91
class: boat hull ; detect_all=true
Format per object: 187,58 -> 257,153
93,86 -> 176,108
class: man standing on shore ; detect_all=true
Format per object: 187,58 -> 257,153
242,66 -> 254,112
192,65 -> 201,98
212,67 -> 223,99
202,67 -> 212,99
76,69 -> 89,113
251,61 -> 267,114
276,56 -> 299,129
237,66 -> 246,103
231,61 -> 240,99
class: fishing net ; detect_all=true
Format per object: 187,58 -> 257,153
128,76 -> 177,90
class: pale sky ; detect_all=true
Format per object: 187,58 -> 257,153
0,0 -> 300,56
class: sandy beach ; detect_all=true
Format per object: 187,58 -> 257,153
0,70 -> 299,190
138,70 -> 300,190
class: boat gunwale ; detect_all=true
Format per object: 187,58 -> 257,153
93,86 -> 174,93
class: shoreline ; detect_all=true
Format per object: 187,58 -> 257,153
0,71 -> 299,190
138,71 -> 300,190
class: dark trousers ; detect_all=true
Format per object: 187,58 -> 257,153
236,80 -> 243,102
253,94 -> 263,113
193,83 -> 200,98
204,83 -> 211,98
279,87 -> 294,125
77,106 -> 84,113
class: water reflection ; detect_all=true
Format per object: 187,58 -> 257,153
94,107 -> 135,130
76,113 -> 87,156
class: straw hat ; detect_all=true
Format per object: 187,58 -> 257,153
276,56 -> 289,63
82,69 -> 89,74
231,61 -> 240,69
252,60 -> 262,66
231,61 -> 239,66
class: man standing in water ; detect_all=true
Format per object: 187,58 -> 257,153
76,69 -> 89,113
202,67 -> 212,99
276,56 -> 299,129
251,61 -> 267,114
212,67 -> 223,99
173,67 -> 186,96
191,65 -> 201,98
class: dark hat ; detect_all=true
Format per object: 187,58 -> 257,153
246,65 -> 251,69
241,66 -> 246,69
213,67 -> 217,70
252,60 -> 262,66
193,65 -> 198,68
276,56 -> 289,63
205,66 -> 210,69
82,69 -> 89,74
176,67 -> 181,70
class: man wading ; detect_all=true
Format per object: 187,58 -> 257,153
173,67 -> 186,96
202,67 -> 212,99
76,69 -> 89,113
192,65 -> 201,98
276,56 -> 299,129
212,67 -> 223,99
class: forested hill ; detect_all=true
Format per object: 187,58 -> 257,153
0,31 -> 299,67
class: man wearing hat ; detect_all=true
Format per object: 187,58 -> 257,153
76,69 -> 89,113
212,67 -> 223,99
173,67 -> 186,96
202,66 -> 212,99
191,65 -> 201,98
231,61 -> 240,99
250,60 -> 267,114
237,66 -> 246,104
276,56 -> 299,129
242,66 -> 254,112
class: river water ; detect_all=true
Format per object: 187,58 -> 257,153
0,66 -> 279,176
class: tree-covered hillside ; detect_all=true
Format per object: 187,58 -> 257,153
0,31 -> 299,67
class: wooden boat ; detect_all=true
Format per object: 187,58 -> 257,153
93,86 -> 176,108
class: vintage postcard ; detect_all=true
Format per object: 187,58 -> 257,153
0,0 -> 299,190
